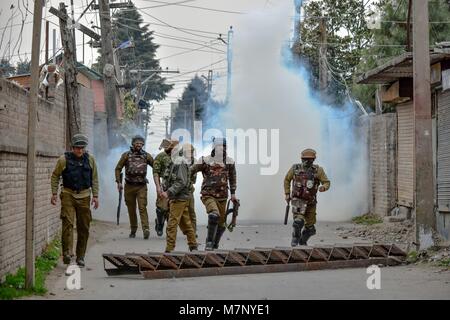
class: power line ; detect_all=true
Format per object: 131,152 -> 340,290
140,0 -> 245,14
136,7 -> 219,40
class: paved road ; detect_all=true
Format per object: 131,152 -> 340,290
39,221 -> 450,300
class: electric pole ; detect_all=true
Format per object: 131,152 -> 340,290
98,0 -> 119,148
318,17 -> 328,95
55,3 -> 81,142
25,0 -> 44,289
413,0 -> 435,249
192,97 -> 196,136
50,3 -> 100,143
226,26 -> 233,105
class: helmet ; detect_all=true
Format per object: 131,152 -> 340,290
131,135 -> 145,145
71,134 -> 88,147
301,148 -> 316,159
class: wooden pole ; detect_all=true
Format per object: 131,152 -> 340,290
58,2 -> 81,139
25,0 -> 44,290
98,0 -> 118,148
413,0 -> 435,249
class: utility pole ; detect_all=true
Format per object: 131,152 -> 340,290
226,26 -> 233,105
406,0 -> 413,52
318,17 -> 328,95
163,116 -> 171,139
413,0 -> 435,249
52,29 -> 57,63
25,0 -> 44,289
98,0 -> 119,148
192,97 -> 196,135
57,2 -> 81,143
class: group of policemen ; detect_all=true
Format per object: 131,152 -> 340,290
50,133 -> 330,267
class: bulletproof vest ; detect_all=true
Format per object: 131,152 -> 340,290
201,161 -> 230,198
125,150 -> 148,184
62,152 -> 92,192
291,163 -> 319,203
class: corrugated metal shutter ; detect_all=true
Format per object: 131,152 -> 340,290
437,90 -> 450,212
397,102 -> 414,207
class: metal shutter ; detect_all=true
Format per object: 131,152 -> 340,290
437,90 -> 450,212
397,102 -> 414,207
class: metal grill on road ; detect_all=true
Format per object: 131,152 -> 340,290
102,244 -> 407,279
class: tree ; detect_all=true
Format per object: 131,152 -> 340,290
16,59 -> 31,75
93,4 -> 172,102
172,75 -> 208,131
292,0 -> 371,106
0,58 -> 15,77
352,0 -> 450,108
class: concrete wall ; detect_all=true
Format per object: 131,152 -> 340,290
0,78 -> 95,280
369,113 -> 397,217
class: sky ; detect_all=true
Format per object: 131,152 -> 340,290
0,0 -> 294,152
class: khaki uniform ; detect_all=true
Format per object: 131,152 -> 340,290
186,163 -> 197,232
284,164 -> 330,227
165,158 -> 197,252
115,150 -> 153,233
51,153 -> 99,258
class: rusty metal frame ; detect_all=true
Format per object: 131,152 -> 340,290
103,244 -> 407,280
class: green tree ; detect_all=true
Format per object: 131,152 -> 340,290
353,0 -> 450,108
292,0 -> 371,106
172,75 -> 208,131
16,59 -> 31,75
0,58 -> 15,77
94,4 -> 172,102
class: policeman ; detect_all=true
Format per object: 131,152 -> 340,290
152,139 -> 178,236
191,137 -> 238,250
284,148 -> 330,246
160,144 -> 198,252
50,134 -> 99,267
115,135 -> 154,239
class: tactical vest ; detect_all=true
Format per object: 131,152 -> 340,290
62,152 -> 92,192
291,164 -> 320,204
125,150 -> 148,184
201,161 -> 230,198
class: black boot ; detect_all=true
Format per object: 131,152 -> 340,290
213,226 -> 226,249
63,254 -> 72,265
129,230 -> 136,238
299,225 -> 316,245
76,257 -> 85,268
291,219 -> 304,246
155,208 -> 166,237
205,212 -> 219,251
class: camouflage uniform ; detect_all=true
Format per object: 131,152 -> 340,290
284,160 -> 330,246
51,135 -> 99,266
152,150 -> 172,235
164,149 -> 197,252
191,150 -> 237,250
115,148 -> 153,237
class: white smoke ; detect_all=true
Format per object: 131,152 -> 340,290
201,2 -> 369,222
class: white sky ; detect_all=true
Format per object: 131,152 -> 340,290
0,0 -> 292,151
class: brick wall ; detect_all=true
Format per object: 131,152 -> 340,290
0,78 -> 95,280
369,113 -> 397,217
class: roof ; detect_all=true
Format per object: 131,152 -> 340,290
76,62 -> 102,80
356,51 -> 450,85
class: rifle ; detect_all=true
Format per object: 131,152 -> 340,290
226,198 -> 240,232
117,173 -> 123,225
284,201 -> 290,225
